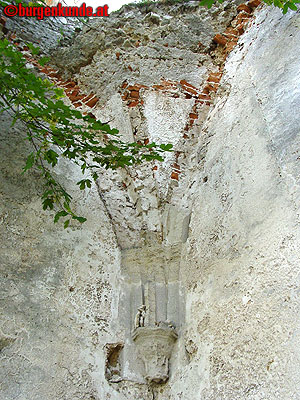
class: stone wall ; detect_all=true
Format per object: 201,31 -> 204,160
1,1 -> 300,399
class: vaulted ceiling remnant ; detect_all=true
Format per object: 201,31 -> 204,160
46,0 -> 260,249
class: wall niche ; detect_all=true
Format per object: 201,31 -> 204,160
113,235 -> 185,385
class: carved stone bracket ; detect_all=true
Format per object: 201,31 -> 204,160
132,327 -> 178,384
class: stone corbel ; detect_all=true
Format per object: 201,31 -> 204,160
132,326 -> 178,384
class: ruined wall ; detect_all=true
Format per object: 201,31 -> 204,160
1,1 -> 300,399
167,7 -> 300,399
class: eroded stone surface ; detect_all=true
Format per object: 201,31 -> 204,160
132,327 -> 178,383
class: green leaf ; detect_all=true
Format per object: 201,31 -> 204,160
26,42 -> 40,55
63,202 -> 72,212
200,0 -> 215,8
159,143 -> 173,151
283,2 -> 289,11
92,172 -> 98,181
0,37 -> 172,228
54,210 -> 68,223
44,149 -> 59,167
22,152 -> 35,173
64,220 -> 70,229
72,216 -> 87,223
39,56 -> 51,67
42,198 -> 54,210
287,1 -> 298,10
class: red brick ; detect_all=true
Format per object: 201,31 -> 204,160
68,94 -> 81,102
237,4 -> 252,13
72,102 -> 82,108
40,67 -> 50,74
70,89 -> 79,96
248,0 -> 261,7
152,165 -> 158,171
203,84 -> 218,93
63,81 -> 77,88
189,113 -> 198,120
171,171 -> 179,181
121,81 -> 128,89
213,34 -> 227,46
237,24 -> 245,34
224,33 -> 237,41
183,86 -> 198,96
116,52 -> 121,60
54,74 -> 62,81
226,42 -> 237,52
173,163 -> 180,170
230,37 -> 239,43
224,27 -> 239,36
127,85 -> 141,91
128,100 -> 139,107
86,97 -> 99,108
207,73 -> 221,83
48,72 -> 60,78
238,12 -> 251,19
130,91 -> 139,99
161,79 -> 176,88
211,72 -> 222,78
180,80 -> 196,90
82,93 -> 95,102
198,94 -> 211,100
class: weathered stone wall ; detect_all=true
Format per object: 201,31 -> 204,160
0,114 -> 124,399
165,7 -> 300,399
1,1 -> 300,399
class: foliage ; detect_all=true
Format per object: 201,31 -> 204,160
199,0 -> 299,13
0,39 -> 172,227
134,0 -> 299,13
0,0 -> 298,228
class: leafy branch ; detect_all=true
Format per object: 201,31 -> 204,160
199,0 -> 299,14
0,38 -> 172,227
134,0 -> 299,14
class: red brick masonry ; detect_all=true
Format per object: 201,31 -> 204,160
1,0 -> 261,182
